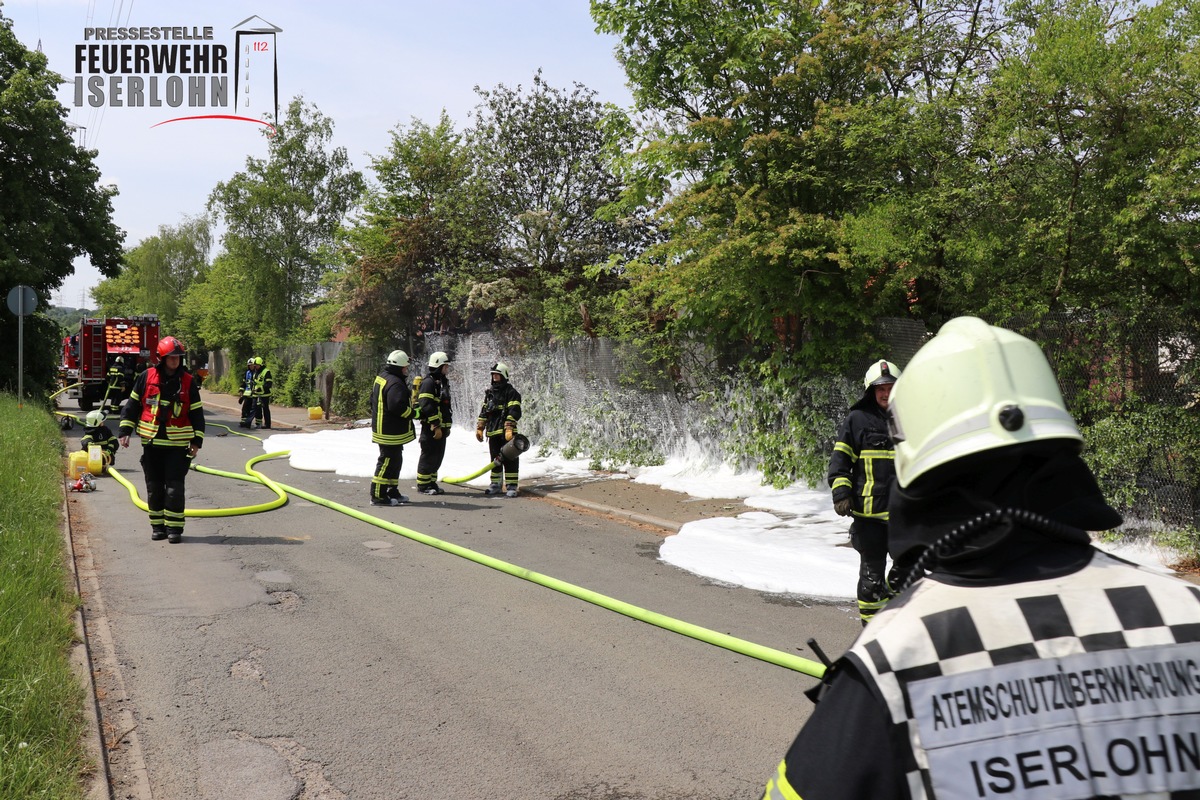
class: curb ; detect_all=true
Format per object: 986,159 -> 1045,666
62,493 -> 113,800
521,487 -> 682,533
65,492 -> 154,800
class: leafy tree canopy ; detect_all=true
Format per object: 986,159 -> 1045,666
0,10 -> 124,397
207,97 -> 364,345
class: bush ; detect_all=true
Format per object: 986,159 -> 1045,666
277,359 -> 320,408
329,349 -> 375,419
720,365 -> 858,489
1083,404 -> 1200,552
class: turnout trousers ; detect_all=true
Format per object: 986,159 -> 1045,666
371,444 -> 404,502
140,443 -> 191,536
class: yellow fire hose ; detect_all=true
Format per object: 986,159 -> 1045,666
260,457 -> 824,678
91,425 -> 827,678
442,459 -> 497,484
107,451 -> 288,516
51,381 -> 81,401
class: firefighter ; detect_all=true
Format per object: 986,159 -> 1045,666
762,317 -> 1200,800
416,351 -> 453,495
828,359 -> 919,626
475,362 -> 522,497
104,355 -> 131,410
238,357 -> 257,428
252,356 -> 273,429
80,409 -> 118,471
368,350 -> 415,506
118,336 -> 204,544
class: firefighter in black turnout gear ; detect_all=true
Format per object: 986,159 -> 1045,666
252,356 -> 273,429
829,359 -> 919,625
118,336 -> 205,544
416,351 -> 452,495
238,358 -> 257,428
763,317 -> 1200,800
368,350 -> 415,506
476,362 -> 522,497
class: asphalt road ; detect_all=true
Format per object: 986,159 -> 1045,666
65,402 -> 859,800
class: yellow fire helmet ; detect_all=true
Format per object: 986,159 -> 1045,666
887,316 -> 1082,488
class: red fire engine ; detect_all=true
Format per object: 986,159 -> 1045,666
61,315 -> 160,411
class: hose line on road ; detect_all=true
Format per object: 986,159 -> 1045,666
442,459 -> 497,484
107,452 -> 289,517
253,455 -> 826,679
97,421 -> 827,678
51,381 -> 81,401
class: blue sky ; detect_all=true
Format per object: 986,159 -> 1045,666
3,0 -> 634,307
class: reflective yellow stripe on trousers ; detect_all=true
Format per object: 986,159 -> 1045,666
763,760 -> 803,800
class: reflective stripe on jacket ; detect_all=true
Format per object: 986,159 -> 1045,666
417,370 -> 452,429
370,367 -> 415,446
253,366 -> 273,398
477,380 -> 522,438
828,395 -> 895,520
133,368 -> 198,445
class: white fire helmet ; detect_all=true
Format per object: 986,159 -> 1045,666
428,351 -> 450,369
386,350 -> 410,367
85,410 -> 106,427
491,362 -> 510,380
887,316 -> 1082,488
863,359 -> 902,388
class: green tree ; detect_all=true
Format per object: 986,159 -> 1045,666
175,251 -> 259,359
468,72 -> 647,338
207,97 -> 364,345
92,215 -> 212,328
919,0 -> 1200,325
0,10 -> 123,397
335,113 -> 493,345
593,0 -> 904,368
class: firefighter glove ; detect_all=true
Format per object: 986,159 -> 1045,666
237,395 -> 244,405
834,498 -> 852,517
475,422 -> 485,442
504,421 -> 514,441
433,426 -> 443,440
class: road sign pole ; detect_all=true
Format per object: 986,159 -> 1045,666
17,309 -> 23,409
7,285 -> 38,410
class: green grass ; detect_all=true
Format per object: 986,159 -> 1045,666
0,393 -> 88,799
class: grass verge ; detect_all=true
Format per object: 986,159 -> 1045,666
0,393 -> 87,799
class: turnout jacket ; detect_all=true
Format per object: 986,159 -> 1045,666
253,366 -> 273,399
370,364 -> 415,446
417,370 -> 452,433
763,549 -> 1200,800
477,379 -> 521,438
119,366 -> 205,448
828,393 -> 895,519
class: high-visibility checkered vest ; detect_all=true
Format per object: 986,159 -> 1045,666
846,550 -> 1200,800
